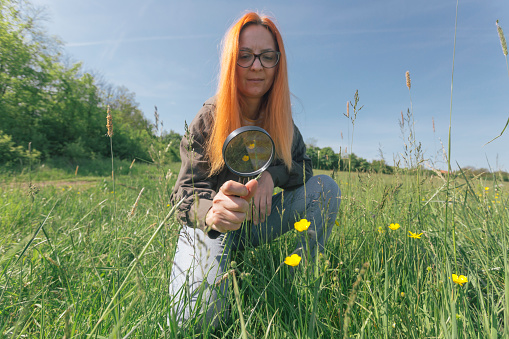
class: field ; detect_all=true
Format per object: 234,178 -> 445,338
1,156 -> 508,338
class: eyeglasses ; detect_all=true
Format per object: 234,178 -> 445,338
237,51 -> 281,68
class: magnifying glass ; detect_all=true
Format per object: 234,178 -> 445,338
222,126 -> 275,178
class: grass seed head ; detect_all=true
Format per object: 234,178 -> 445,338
106,105 -> 113,137
406,71 -> 411,89
496,20 -> 508,56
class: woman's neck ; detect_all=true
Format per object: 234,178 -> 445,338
241,97 -> 262,121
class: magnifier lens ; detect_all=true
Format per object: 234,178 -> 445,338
222,127 -> 274,177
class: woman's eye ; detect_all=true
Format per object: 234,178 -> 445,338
239,53 -> 252,59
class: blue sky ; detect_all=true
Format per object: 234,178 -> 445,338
31,0 -> 509,171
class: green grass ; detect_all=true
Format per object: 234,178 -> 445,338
1,159 -> 508,337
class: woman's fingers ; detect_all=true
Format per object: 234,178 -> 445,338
251,172 -> 274,225
208,180 -> 257,232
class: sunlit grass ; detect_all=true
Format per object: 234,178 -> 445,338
1,161 -> 508,337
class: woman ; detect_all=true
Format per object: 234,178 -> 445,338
169,12 -> 340,329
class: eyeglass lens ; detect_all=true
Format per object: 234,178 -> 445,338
237,51 -> 279,68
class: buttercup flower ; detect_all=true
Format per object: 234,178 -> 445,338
248,143 -> 255,149
294,219 -> 310,232
452,274 -> 468,286
242,155 -> 249,162
284,254 -> 302,266
389,223 -> 401,230
485,187 -> 490,191
408,231 -> 423,239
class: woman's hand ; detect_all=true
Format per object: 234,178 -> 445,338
205,179 -> 258,233
250,171 -> 274,225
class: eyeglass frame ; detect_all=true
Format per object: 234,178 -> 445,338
236,50 -> 281,69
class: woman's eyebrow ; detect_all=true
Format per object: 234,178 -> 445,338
239,47 -> 276,52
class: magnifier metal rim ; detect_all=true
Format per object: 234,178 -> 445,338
222,126 -> 275,177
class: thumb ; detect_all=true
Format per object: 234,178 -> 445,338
243,179 -> 258,201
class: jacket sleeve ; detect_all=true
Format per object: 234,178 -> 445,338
266,123 -> 313,190
170,105 -> 217,229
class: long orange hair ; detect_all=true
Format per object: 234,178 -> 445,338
206,12 -> 293,176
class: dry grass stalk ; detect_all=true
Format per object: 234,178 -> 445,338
346,101 -> 350,118
406,71 -> 411,89
130,187 -> 145,217
497,20 -> 508,56
343,262 -> 369,338
432,117 -> 436,133
106,105 -> 113,137
129,158 -> 136,169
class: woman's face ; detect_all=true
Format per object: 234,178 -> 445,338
236,24 -> 277,105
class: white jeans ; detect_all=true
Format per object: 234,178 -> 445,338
169,174 -> 340,328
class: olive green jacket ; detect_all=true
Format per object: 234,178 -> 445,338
170,97 -> 313,230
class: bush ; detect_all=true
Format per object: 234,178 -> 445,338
0,130 -> 40,166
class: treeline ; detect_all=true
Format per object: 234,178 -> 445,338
306,146 -> 394,174
0,0 -> 181,167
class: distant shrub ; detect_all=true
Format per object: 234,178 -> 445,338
0,130 -> 40,166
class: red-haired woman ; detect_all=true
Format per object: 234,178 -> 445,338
169,12 -> 340,329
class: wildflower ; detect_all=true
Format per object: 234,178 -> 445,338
378,226 -> 384,234
242,155 -> 249,162
408,231 -> 423,239
392,323 -> 396,328
167,204 -> 170,207
389,223 -> 400,230
248,143 -> 255,149
452,274 -> 468,286
485,187 -> 489,191
294,219 -> 310,232
427,266 -> 432,272
284,254 -> 302,267
400,292 -> 405,297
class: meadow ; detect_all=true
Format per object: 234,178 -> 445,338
0,151 -> 508,338
1,5 -> 509,338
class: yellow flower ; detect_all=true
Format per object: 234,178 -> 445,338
408,231 -> 423,239
284,254 -> 302,266
400,292 -> 405,297
248,143 -> 255,149
485,187 -> 489,191
378,226 -> 384,234
452,274 -> 468,286
389,223 -> 400,230
242,155 -> 249,162
294,219 -> 310,232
